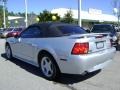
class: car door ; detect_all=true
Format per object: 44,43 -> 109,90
12,26 -> 42,64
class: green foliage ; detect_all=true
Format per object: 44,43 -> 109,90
0,5 -> 8,28
8,12 -> 25,17
37,10 -> 60,22
61,10 -> 74,23
8,11 -> 15,16
112,0 -> 120,25
0,5 -> 3,27
28,12 -> 37,25
112,0 -> 120,15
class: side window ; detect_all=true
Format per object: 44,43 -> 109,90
20,27 -> 42,38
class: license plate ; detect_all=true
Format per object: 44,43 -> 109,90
96,41 -> 104,49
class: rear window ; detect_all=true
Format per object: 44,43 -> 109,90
48,25 -> 86,37
57,25 -> 86,35
6,28 -> 13,31
92,25 -> 115,33
14,28 -> 23,31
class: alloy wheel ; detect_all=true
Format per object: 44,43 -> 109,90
5,45 -> 12,59
41,56 -> 54,78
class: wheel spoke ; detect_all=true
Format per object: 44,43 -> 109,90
46,59 -> 53,74
48,61 -> 53,74
41,56 -> 54,77
6,46 -> 11,59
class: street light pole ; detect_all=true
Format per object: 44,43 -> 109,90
78,0 -> 82,27
25,0 -> 28,27
113,8 -> 119,26
2,0 -> 6,28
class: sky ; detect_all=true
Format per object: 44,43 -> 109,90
0,0 -> 114,15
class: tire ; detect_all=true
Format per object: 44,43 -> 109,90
39,53 -> 60,80
5,44 -> 13,59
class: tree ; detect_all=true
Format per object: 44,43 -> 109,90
61,9 -> 74,23
0,5 -> 8,28
112,0 -> 120,25
28,12 -> 37,25
0,0 -> 8,27
17,12 -> 25,17
0,5 -> 3,27
0,0 -> 8,28
8,11 -> 16,16
37,10 -> 60,22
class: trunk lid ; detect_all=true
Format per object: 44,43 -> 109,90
69,33 -> 111,54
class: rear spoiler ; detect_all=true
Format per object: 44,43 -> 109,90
70,33 -> 110,39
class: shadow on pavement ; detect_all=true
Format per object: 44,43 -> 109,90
1,53 -> 101,85
1,53 -> 43,77
116,44 -> 120,51
55,70 -> 101,84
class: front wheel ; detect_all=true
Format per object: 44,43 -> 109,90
39,53 -> 60,80
5,44 -> 13,59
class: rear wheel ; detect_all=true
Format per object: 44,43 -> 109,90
5,44 -> 12,59
39,53 -> 60,80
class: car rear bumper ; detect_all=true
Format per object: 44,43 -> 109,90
58,47 -> 116,74
87,59 -> 112,73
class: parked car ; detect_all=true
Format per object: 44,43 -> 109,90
7,28 -> 25,38
0,27 -> 24,38
5,22 -> 116,80
0,28 -> 4,31
0,28 -> 14,38
0,28 -> 6,38
91,24 -> 120,47
0,29 -> 4,36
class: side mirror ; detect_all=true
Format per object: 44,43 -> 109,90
86,29 -> 91,33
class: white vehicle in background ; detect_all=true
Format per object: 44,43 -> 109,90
0,28 -> 14,38
5,22 -> 116,80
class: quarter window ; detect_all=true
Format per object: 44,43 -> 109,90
20,27 -> 42,38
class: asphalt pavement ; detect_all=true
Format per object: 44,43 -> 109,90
0,39 -> 120,90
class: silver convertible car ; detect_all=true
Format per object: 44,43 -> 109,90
5,22 -> 116,80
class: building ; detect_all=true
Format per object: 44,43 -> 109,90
51,8 -> 118,29
8,14 -> 37,28
8,16 -> 25,27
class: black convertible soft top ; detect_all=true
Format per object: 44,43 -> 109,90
26,22 -> 86,37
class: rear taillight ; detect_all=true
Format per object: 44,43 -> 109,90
71,43 -> 89,55
12,32 -> 17,36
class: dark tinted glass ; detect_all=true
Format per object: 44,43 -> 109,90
58,25 -> 86,34
49,25 -> 86,36
92,25 -> 115,33
14,28 -> 23,31
6,28 -> 13,31
20,27 -> 41,38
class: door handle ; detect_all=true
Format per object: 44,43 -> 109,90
26,43 -> 31,45
10,40 -> 19,44
10,40 -> 15,43
31,44 -> 37,47
26,43 -> 37,47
